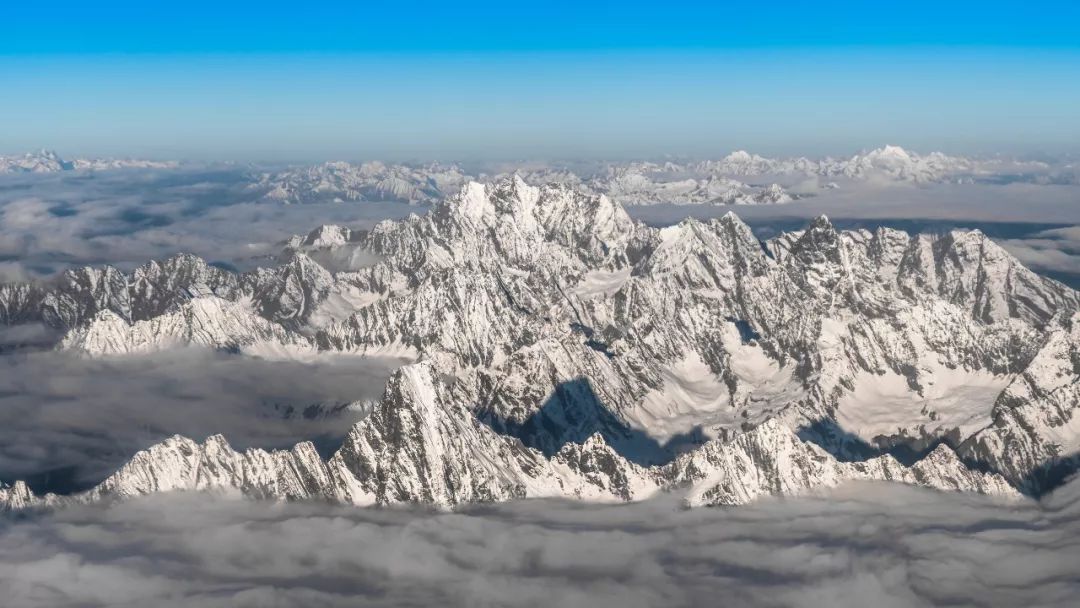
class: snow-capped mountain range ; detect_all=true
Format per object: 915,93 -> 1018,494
695,145 -> 976,182
247,145 -> 1068,206
250,160 -> 473,205
6,146 -> 1069,206
250,160 -> 796,206
1,176 -> 1078,511
0,149 -> 178,173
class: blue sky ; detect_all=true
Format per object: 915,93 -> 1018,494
2,1 -> 1079,160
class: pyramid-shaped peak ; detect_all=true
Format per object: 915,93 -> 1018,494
712,212 -> 766,255
303,224 -> 351,248
718,210 -> 753,232
789,215 -> 842,261
490,173 -> 539,201
807,214 -> 834,231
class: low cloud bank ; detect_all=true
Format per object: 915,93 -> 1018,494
999,225 -> 1080,276
1,481 -> 1078,607
0,168 -> 414,279
0,348 -> 404,491
3,169 -> 1080,281
627,181 -> 1080,225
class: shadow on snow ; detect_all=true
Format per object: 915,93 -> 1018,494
479,377 -> 706,467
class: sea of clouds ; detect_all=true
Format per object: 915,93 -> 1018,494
0,167 -> 414,281
0,165 -> 1078,606
1,167 -> 1079,284
1,480 -> 1078,607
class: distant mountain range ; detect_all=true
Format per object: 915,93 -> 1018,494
6,146 -> 1076,207
244,145 -> 968,206
2,176 -> 1077,511
0,149 -> 178,173
245,145 -> 1077,206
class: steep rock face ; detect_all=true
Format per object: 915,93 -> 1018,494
127,254 -> 244,321
0,176 -> 1077,511
959,312 -> 1080,492
329,362 -> 556,505
247,253 -> 335,327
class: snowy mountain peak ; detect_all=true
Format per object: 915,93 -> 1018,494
298,225 -> 352,249
447,181 -> 494,222
489,174 -> 541,216
806,214 -> 835,232
867,144 -> 912,160
434,176 -> 633,246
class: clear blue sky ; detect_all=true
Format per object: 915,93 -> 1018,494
2,1 -> 1079,160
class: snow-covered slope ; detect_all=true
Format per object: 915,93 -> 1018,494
1,176 -> 1077,511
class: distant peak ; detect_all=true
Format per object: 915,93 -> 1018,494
867,145 -> 912,159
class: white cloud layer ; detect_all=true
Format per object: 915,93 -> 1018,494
1,481 -> 1078,607
0,168 -> 414,278
3,169 -> 1080,281
999,225 -> 1080,274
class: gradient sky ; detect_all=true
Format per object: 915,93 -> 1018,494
2,1 -> 1079,160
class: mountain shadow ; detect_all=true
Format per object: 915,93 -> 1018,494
1015,456 -> 1080,497
798,418 -> 1080,497
796,418 -> 955,466
479,377 -> 705,467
